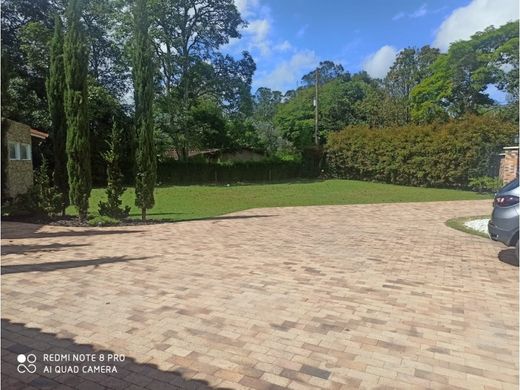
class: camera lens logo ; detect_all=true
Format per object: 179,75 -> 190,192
17,354 -> 37,373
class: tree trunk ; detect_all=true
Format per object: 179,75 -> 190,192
78,209 -> 87,223
141,207 -> 146,221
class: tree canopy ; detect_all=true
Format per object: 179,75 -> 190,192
0,0 -> 517,166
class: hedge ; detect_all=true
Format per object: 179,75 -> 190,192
326,115 -> 517,188
157,154 -> 321,185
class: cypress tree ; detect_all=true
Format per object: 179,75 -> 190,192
98,120 -> 130,219
46,15 -> 68,215
133,0 -> 156,221
64,0 -> 91,221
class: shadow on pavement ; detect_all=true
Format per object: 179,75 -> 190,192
1,256 -> 150,275
498,248 -> 518,267
181,214 -> 277,223
1,243 -> 88,256
2,227 -> 145,240
1,319 -> 217,389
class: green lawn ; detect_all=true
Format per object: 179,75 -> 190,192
70,179 -> 491,222
445,215 -> 491,239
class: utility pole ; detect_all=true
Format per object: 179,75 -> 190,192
314,67 -> 319,145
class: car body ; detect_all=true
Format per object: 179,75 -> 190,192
488,178 -> 519,257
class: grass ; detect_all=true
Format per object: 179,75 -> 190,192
68,179 -> 492,222
445,215 -> 491,239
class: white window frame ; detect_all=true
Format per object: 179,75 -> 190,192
8,142 -> 20,160
19,143 -> 32,161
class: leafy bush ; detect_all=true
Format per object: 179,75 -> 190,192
32,159 -> 65,216
6,159 -> 64,218
326,115 -> 516,188
468,176 -> 503,193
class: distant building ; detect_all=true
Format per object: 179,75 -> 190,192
2,119 -> 48,198
165,148 -> 266,162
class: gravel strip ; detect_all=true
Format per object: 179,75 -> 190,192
464,218 -> 490,234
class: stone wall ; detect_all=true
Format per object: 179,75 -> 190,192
4,119 -> 34,197
499,146 -> 519,184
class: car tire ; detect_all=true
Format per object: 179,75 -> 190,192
516,240 -> 519,261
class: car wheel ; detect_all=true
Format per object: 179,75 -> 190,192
516,240 -> 519,261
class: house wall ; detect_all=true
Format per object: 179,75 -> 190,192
5,119 -> 33,197
499,146 -> 519,184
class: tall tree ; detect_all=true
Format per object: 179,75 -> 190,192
252,87 -> 284,154
133,0 -> 156,221
384,46 -> 439,122
301,61 -> 346,87
46,15 -> 68,214
64,0 -> 91,221
411,22 -> 518,122
149,0 -> 245,158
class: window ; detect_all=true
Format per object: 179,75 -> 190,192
20,143 -> 31,160
8,142 -> 31,161
8,142 -> 19,160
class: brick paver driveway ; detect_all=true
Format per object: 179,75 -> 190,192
2,200 -> 518,390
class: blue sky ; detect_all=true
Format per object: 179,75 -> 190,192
223,0 -> 518,94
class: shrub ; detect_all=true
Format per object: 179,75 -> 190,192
98,123 -> 130,219
326,115 -> 516,188
88,215 -> 120,226
468,176 -> 503,193
156,156 -> 321,185
6,159 -> 65,218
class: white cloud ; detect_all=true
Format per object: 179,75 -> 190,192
273,40 -> 292,52
392,4 -> 429,21
296,24 -> 308,38
362,45 -> 398,79
255,50 -> 318,91
227,0 -> 276,57
392,12 -> 405,21
245,18 -> 271,55
234,0 -> 260,17
433,0 -> 519,52
410,3 -> 427,18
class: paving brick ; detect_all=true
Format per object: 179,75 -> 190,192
1,200 -> 518,389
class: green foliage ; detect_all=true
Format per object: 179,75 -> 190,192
156,158 -> 320,185
149,0 -> 250,155
32,159 -> 65,216
411,22 -> 519,122
274,86 -> 315,148
385,46 -> 440,99
19,21 -> 52,78
7,159 -> 64,218
189,99 -> 229,149
468,176 -> 504,193
46,15 -> 68,212
326,115 -> 516,188
1,119 -> 8,201
88,215 -> 120,226
301,61 -> 346,87
251,87 -> 287,154
133,0 -> 156,219
274,73 -> 396,148
88,80 -> 133,185
1,1 -> 54,130
64,0 -> 92,221
384,46 -> 440,122
98,122 -> 131,219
